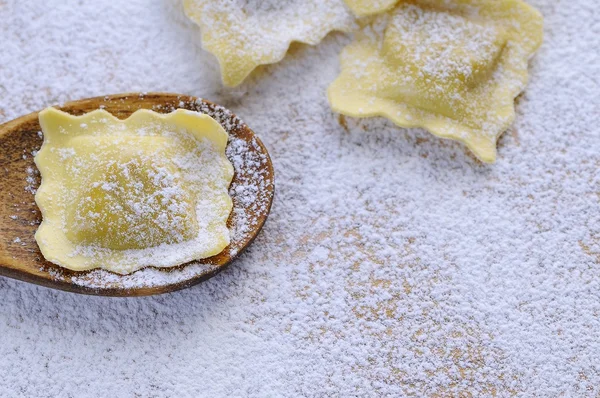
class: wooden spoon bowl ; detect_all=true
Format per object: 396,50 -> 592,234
0,93 -> 274,296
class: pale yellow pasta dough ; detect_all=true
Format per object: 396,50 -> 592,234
344,0 -> 398,17
35,108 -> 234,274
183,0 -> 355,87
328,0 -> 543,163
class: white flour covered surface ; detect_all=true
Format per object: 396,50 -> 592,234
1,0 -> 599,396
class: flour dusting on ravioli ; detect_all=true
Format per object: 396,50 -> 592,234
183,0 -> 355,86
34,108 -> 234,274
328,0 -> 543,163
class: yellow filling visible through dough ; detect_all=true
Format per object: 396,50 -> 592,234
65,137 -> 199,250
328,0 -> 544,163
35,108 -> 234,275
381,5 -> 507,121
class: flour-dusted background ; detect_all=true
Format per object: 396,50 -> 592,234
1,0 -> 599,396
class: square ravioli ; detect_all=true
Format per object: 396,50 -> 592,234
183,0 -> 355,86
328,0 -> 543,162
34,108 -> 234,275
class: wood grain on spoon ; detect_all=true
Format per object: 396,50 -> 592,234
0,93 -> 274,296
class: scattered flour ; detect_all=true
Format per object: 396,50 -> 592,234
0,0 -> 599,397
24,166 -> 38,194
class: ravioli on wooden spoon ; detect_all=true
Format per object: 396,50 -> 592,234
0,93 -> 274,296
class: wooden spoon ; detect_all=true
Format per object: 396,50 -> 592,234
0,93 -> 274,296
